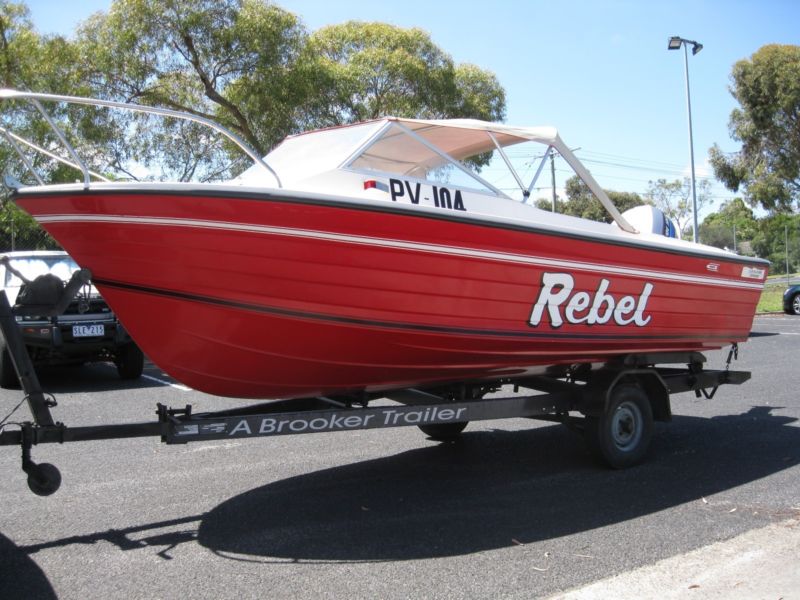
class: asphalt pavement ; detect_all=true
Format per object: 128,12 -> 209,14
0,314 -> 798,599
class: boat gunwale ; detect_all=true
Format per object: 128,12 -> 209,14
13,182 -> 772,270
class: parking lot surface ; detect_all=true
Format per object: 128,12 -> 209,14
1,315 -> 798,599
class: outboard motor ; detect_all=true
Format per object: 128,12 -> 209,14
620,205 -> 679,238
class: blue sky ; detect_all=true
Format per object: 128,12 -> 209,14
24,0 -> 800,217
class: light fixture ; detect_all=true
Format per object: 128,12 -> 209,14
668,36 -> 702,55
667,36 -> 682,50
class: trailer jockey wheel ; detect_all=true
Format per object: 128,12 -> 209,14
25,462 -> 62,496
418,421 -> 468,441
585,384 -> 653,469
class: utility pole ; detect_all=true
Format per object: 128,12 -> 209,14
787,224 -> 791,285
550,150 -> 556,212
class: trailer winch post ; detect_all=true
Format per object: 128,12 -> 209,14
0,290 -> 56,426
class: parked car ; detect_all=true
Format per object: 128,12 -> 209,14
785,284 -> 800,316
0,250 -> 144,388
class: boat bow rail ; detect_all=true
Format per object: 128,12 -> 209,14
0,88 -> 282,189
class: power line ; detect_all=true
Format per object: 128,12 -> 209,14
480,145 -> 737,210
501,147 -> 689,173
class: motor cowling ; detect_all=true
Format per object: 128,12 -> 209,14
620,205 -> 678,238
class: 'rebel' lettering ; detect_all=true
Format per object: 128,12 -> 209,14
529,272 -> 654,328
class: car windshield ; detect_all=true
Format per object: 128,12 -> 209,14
5,256 -> 79,287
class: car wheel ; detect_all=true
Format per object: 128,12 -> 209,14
116,342 -> 144,380
792,293 -> 800,316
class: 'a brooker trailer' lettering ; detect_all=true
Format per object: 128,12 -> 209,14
529,272 -> 654,328
224,406 -> 468,437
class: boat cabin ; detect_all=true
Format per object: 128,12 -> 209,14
234,117 -> 639,234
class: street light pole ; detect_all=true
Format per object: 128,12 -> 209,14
668,36 -> 703,243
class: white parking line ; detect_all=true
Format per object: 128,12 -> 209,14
141,374 -> 192,391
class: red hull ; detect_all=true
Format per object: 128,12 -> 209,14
15,190 -> 766,399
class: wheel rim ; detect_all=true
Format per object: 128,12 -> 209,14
610,400 -> 643,452
793,295 -> 800,315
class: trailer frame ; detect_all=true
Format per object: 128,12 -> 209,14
0,280 -> 750,496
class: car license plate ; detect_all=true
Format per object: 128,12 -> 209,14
73,324 -> 104,338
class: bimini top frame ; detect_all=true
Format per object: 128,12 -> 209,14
1,89 -> 637,233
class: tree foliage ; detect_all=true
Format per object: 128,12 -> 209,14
74,0 -> 310,180
645,177 -> 711,238
1,1 -> 507,183
0,1 -> 80,92
535,175 -> 645,223
709,44 -> 800,212
699,197 -> 758,251
0,2 -> 85,170
0,2 -> 75,247
750,213 -> 800,273
304,21 -> 505,126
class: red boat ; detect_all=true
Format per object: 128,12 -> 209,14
2,91 -> 769,399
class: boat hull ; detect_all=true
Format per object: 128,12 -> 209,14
15,189 -> 766,399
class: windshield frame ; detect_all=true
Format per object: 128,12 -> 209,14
341,120 -> 511,199
4,255 -> 79,288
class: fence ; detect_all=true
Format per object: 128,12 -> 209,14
699,219 -> 800,279
0,201 -> 59,252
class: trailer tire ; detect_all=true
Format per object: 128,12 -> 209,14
585,384 -> 653,468
419,421 -> 468,441
26,462 -> 61,496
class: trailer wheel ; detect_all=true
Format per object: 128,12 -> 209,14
585,384 -> 653,468
26,462 -> 62,496
419,421 -> 468,441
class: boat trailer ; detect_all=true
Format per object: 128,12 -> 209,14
0,273 -> 751,496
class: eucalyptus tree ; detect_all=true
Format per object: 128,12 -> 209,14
645,177 -> 712,239
710,44 -> 800,212
535,176 -> 645,223
2,1 -> 507,183
303,21 -> 505,126
73,0 -> 310,180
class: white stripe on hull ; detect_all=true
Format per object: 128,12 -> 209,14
35,213 -> 765,291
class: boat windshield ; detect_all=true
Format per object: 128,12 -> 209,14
346,122 -> 499,195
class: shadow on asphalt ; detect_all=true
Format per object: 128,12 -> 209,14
0,533 -> 57,599
749,331 -> 780,338
4,406 -> 798,583
196,406 -> 799,562
14,360 -> 171,394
